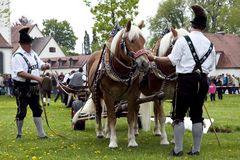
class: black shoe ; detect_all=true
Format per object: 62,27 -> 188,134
39,135 -> 48,139
16,134 -> 22,139
170,149 -> 183,157
187,150 -> 200,156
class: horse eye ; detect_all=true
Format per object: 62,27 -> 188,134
131,40 -> 134,43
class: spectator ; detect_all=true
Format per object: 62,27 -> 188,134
215,76 -> 223,100
208,80 -> 216,101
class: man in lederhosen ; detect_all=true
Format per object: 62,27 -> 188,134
12,27 -> 50,139
148,5 -> 216,156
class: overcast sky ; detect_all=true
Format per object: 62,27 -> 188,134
10,0 -> 162,52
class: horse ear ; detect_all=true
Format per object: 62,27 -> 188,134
171,27 -> 178,37
138,20 -> 145,29
126,20 -> 131,32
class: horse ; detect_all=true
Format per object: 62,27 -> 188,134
139,28 -> 189,144
86,20 -> 149,148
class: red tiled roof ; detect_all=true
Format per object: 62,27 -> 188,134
204,33 -> 240,68
41,55 -> 91,69
0,34 -> 12,48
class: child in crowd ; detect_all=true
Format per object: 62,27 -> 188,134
208,80 -> 216,101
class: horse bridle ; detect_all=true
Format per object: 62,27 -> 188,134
120,30 -> 148,60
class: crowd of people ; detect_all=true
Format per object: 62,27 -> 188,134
207,74 -> 240,101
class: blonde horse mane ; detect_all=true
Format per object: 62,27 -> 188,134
111,25 -> 145,54
158,28 -> 189,57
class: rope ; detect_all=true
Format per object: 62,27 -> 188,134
40,67 -> 70,139
40,91 -> 69,139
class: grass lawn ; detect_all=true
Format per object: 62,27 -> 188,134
0,94 -> 240,160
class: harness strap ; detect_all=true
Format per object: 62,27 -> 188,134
184,35 -> 213,73
14,52 -> 39,82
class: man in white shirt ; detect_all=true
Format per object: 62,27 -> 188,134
148,5 -> 216,156
12,27 -> 50,139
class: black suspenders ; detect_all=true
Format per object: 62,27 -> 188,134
184,35 -> 213,73
14,52 -> 39,82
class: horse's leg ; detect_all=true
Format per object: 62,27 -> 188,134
104,97 -> 117,148
128,102 -> 138,147
103,118 -> 110,138
134,107 -> 140,136
153,100 -> 161,136
95,97 -> 104,138
159,101 -> 169,145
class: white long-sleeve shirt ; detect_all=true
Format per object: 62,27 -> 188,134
168,31 -> 216,74
11,47 -> 45,83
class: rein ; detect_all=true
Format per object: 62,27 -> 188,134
104,39 -> 140,85
151,63 -> 177,81
40,68 -> 69,139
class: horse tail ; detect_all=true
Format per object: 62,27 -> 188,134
139,93 -> 153,131
72,95 -> 96,124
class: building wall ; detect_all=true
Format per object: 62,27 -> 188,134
0,48 -> 12,74
39,38 -> 65,58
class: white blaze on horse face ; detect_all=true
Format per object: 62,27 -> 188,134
158,28 -> 189,57
127,25 -> 149,72
111,25 -> 149,73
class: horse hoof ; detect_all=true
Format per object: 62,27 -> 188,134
160,139 -> 170,145
154,133 -> 161,136
97,135 -> 104,139
128,140 -> 138,147
153,130 -> 161,136
109,142 -> 118,149
135,132 -> 139,136
104,134 -> 110,139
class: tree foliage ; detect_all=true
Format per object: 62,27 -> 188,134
83,30 -> 91,54
42,19 -> 78,55
0,0 -> 10,27
83,0 -> 139,51
147,0 -> 189,48
147,0 -> 240,48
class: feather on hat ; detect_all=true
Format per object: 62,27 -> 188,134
190,5 -> 207,29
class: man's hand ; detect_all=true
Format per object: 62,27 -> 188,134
36,76 -> 43,84
42,63 -> 50,71
147,52 -> 157,62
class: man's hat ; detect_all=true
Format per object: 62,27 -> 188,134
19,27 -> 33,43
190,5 -> 207,29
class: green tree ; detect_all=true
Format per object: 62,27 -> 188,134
91,28 -> 100,53
84,0 -> 139,51
217,0 -> 240,34
147,0 -> 188,48
42,19 -> 78,55
0,0 -> 10,27
83,30 -> 91,54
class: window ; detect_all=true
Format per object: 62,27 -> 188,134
49,47 -> 56,52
